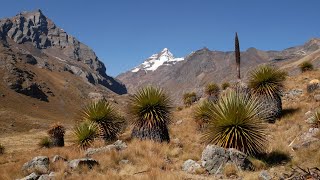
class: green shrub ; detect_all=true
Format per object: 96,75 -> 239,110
299,61 -> 313,72
80,100 -> 124,142
221,82 -> 230,90
202,90 -> 268,155
183,92 -> 197,106
38,137 -> 51,148
128,86 -> 172,142
205,83 -> 220,96
73,121 -> 98,149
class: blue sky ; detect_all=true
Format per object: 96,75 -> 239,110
0,0 -> 320,76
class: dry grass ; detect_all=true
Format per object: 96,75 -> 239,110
0,70 -> 320,179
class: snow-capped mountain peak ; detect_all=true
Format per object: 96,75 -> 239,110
131,48 -> 184,72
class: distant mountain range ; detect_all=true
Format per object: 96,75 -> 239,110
117,38 -> 320,104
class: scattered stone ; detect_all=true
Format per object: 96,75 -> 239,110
306,117 -> 315,124
38,172 -> 56,180
314,94 -> 320,102
291,128 -> 320,150
305,111 -> 312,118
52,155 -> 67,163
175,120 -> 183,125
259,170 -> 272,180
88,92 -> 104,101
201,145 -> 253,175
182,159 -> 201,173
283,89 -> 303,100
17,172 -> 39,180
119,159 -> 129,164
22,156 -> 50,174
68,158 -> 99,170
85,140 -> 127,156
307,79 -> 320,93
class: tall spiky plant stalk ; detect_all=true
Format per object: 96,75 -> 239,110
235,32 -> 241,80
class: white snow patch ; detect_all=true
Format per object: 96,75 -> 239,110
131,68 -> 140,72
131,48 -> 184,72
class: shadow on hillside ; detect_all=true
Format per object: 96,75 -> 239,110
281,107 -> 300,118
256,150 -> 291,166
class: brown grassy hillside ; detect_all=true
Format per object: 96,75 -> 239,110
0,69 -> 319,179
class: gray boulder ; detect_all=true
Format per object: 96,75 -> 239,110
51,155 -> 67,163
22,156 -> 50,174
259,170 -> 272,180
201,145 -> 253,174
17,172 -> 39,180
85,140 -> 127,156
68,158 -> 99,170
291,128 -> 320,150
182,159 -> 201,173
38,172 -> 56,180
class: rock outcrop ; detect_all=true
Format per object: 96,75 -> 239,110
201,145 -> 253,174
0,9 -> 127,97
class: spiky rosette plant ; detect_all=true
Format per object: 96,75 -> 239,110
73,121 -> 98,149
202,90 -> 268,155
299,61 -> 313,72
310,111 -> 320,128
248,65 -> 287,123
128,86 -> 172,142
47,123 -> 65,147
80,100 -> 124,142
194,100 -> 215,130
205,83 -> 220,102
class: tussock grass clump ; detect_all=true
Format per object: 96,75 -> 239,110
73,121 -> 98,149
202,90 -> 268,155
221,82 -> 230,90
183,92 -> 197,106
128,86 -> 172,142
299,61 -> 313,72
48,123 -> 65,147
80,100 -> 124,142
38,137 -> 51,148
194,100 -> 215,130
205,83 -> 220,96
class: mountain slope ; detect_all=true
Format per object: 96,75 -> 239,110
0,10 -> 127,134
117,39 -> 320,104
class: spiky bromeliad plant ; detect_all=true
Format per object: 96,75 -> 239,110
194,100 -> 215,130
128,86 -> 172,142
205,83 -> 220,102
73,121 -> 98,149
47,123 -> 65,147
202,90 -> 268,155
311,110 -> 320,128
80,100 -> 124,142
248,65 -> 287,123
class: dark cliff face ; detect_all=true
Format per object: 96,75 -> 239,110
118,39 -> 320,104
0,9 -> 127,95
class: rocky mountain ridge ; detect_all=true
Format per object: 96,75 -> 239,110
118,38 -> 320,104
0,9 -> 127,97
